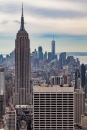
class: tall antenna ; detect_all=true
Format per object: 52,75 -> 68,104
22,3 -> 23,16
53,34 -> 54,40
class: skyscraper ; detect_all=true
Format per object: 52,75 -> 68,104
0,67 -> 5,117
74,89 -> 85,125
14,4 -> 31,105
48,52 -> 52,61
43,51 -> 47,60
0,67 -> 5,95
38,46 -> 43,61
75,69 -> 80,89
51,37 -> 55,60
59,52 -> 66,66
81,64 -> 86,88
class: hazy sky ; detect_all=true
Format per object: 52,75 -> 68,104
0,0 -> 87,54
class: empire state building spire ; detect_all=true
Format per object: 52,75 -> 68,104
20,3 -> 25,31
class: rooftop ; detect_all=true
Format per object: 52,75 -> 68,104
34,84 -> 74,93
15,105 -> 33,109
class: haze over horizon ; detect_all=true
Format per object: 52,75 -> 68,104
0,0 -> 87,53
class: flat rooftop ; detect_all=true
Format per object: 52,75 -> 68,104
15,105 -> 33,109
34,84 -> 74,93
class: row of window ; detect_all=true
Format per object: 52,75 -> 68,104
34,94 -> 73,97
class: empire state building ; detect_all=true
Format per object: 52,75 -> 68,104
14,5 -> 31,105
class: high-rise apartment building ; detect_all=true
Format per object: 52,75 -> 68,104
74,89 -> 85,125
81,64 -> 86,88
51,38 -> 55,60
14,5 -> 31,105
33,85 -> 74,130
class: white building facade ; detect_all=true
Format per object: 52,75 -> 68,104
0,67 -> 5,95
5,107 -> 16,130
33,85 -> 74,130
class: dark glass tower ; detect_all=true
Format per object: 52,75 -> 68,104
81,64 -> 86,88
38,46 -> 43,61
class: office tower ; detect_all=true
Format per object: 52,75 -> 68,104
74,89 -> 85,125
67,76 -> 71,86
44,51 -> 47,60
67,56 -> 75,65
0,67 -> 5,94
0,67 -> 5,117
51,37 -> 55,60
64,75 -> 67,84
33,85 -> 74,130
14,5 -> 31,105
81,64 -> 86,88
34,49 -> 37,58
54,54 -> 57,59
0,95 -> 5,117
48,52 -> 52,61
50,76 -> 60,85
0,55 -> 3,64
38,46 -> 43,60
59,52 -> 66,66
32,49 -> 37,59
85,73 -> 87,98
77,78 -> 81,89
75,69 -> 80,89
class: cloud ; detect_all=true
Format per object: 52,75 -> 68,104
25,5 -> 87,19
0,35 -> 14,40
0,20 -> 8,25
59,0 -> 87,2
0,2 -> 87,19
35,33 -> 87,40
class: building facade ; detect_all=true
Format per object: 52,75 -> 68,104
5,107 -> 16,130
14,5 -> 31,105
0,67 -> 5,117
0,67 -> 5,95
74,89 -> 85,125
81,114 -> 87,130
33,85 -> 74,130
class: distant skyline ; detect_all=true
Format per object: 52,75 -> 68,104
0,0 -> 87,53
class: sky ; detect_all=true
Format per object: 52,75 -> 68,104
0,0 -> 87,54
